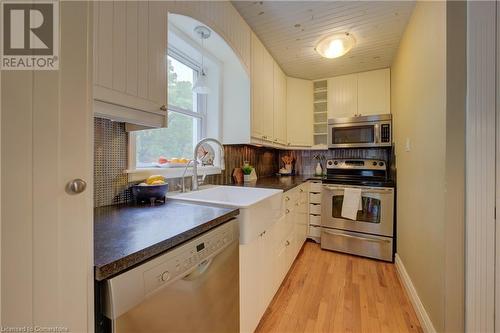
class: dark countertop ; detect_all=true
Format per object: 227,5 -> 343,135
94,201 -> 239,281
229,174 -> 323,192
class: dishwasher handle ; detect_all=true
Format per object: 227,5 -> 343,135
182,258 -> 213,281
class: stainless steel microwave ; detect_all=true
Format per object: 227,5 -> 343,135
328,114 -> 392,148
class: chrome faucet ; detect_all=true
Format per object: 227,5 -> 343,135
192,138 -> 225,191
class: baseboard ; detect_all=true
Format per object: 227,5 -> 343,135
394,254 -> 437,333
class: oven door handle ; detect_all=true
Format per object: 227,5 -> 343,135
323,186 -> 392,194
323,229 -> 391,243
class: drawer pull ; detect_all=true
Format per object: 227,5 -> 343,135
323,230 -> 391,243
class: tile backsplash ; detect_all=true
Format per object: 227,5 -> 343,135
93,118 -> 279,207
94,118 -> 131,207
279,148 -> 393,175
94,118 -> 394,207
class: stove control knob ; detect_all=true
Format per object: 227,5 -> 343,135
327,160 -> 333,166
372,161 -> 377,166
379,162 -> 384,166
333,161 -> 339,166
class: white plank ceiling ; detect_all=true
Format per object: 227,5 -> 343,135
232,1 -> 415,80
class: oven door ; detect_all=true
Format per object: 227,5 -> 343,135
321,185 -> 394,237
328,122 -> 378,148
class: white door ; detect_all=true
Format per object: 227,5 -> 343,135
1,2 -> 93,331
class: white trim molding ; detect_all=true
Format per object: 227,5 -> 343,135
395,254 -> 437,333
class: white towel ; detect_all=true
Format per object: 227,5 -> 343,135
341,188 -> 362,220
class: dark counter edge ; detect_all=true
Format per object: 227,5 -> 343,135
94,208 -> 239,281
228,175 -> 323,192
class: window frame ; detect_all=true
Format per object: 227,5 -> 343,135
129,46 -> 207,171
167,46 -> 207,141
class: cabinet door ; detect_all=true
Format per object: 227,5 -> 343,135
240,238 -> 262,333
251,33 -> 264,139
93,1 -> 167,127
327,73 -> 358,119
262,48 -> 275,141
357,68 -> 391,116
286,77 -> 313,146
259,229 -> 275,315
273,63 -> 287,144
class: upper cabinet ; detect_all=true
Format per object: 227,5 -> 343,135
251,33 -> 285,144
93,1 -> 168,128
357,69 -> 390,116
327,74 -> 358,119
286,77 -> 313,147
273,64 -> 287,145
328,68 -> 390,119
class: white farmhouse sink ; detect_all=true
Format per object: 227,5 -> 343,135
170,186 -> 283,244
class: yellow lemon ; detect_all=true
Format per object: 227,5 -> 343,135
146,175 -> 165,185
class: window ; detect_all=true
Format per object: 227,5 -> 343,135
134,49 -> 206,168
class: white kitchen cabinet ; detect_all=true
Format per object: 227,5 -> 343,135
328,68 -> 390,119
327,73 -> 358,119
93,1 -> 168,128
286,77 -> 314,147
240,184 -> 309,333
357,68 -> 391,116
273,63 -> 287,145
250,33 -> 264,139
251,33 -> 275,142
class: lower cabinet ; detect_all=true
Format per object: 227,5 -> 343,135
240,184 -> 308,333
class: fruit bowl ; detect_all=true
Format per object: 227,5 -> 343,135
131,183 -> 169,204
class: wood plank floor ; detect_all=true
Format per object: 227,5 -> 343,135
255,242 -> 423,333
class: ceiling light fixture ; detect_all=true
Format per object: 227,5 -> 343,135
315,32 -> 356,59
193,26 -> 211,95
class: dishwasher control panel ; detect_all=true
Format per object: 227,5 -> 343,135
143,221 -> 235,295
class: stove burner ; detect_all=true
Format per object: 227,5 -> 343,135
323,158 -> 394,188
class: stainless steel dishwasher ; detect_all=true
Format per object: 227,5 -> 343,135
102,219 -> 239,333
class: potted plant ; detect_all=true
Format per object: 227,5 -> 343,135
242,164 -> 254,182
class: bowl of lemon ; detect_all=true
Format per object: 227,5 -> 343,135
132,175 -> 169,204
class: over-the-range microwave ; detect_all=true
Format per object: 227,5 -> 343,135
328,114 -> 392,148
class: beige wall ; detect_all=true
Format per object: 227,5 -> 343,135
391,1 -> 447,331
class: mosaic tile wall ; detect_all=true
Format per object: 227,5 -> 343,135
279,148 -> 393,176
94,118 -> 394,207
94,118 -> 279,207
94,118 -> 131,207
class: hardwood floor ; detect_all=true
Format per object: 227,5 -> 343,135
255,242 -> 423,333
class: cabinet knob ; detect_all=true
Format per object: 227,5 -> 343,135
285,240 -> 290,246
160,105 -> 167,111
285,209 -> 290,214
66,178 -> 87,194
285,196 -> 290,201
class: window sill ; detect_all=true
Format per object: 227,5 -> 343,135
125,166 -> 222,182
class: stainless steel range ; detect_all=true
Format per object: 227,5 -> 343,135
320,159 -> 395,262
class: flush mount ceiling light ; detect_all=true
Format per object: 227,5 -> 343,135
315,32 -> 356,59
193,25 -> 211,95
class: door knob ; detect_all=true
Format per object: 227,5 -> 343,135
160,105 -> 167,111
67,178 -> 87,194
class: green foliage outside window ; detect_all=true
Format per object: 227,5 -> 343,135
135,56 -> 200,165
